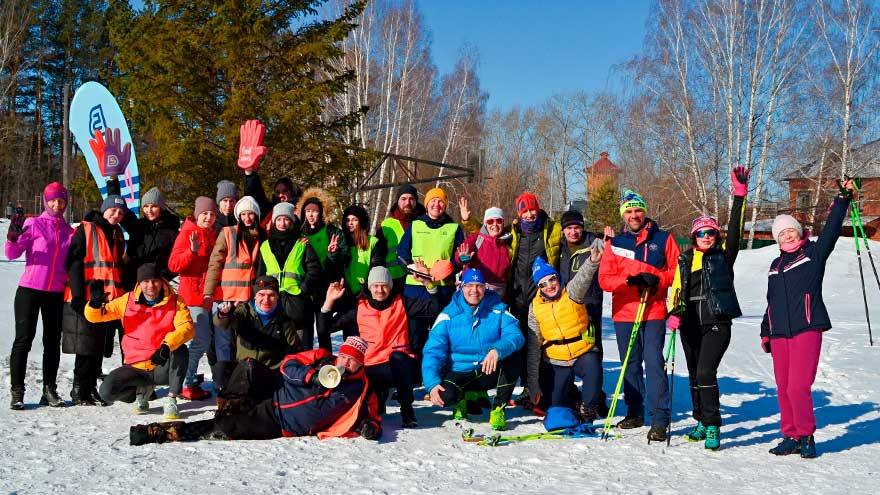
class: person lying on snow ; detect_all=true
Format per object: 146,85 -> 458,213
129,336 -> 382,445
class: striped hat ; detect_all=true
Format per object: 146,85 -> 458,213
619,189 -> 647,217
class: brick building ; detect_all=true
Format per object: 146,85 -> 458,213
586,151 -> 620,195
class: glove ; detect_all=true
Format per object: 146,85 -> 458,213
8,213 -> 26,241
761,336 -> 771,354
731,165 -> 749,197
356,419 -> 381,440
6,228 -> 22,242
626,272 -> 660,288
151,344 -> 171,365
237,120 -> 268,170
70,297 -> 87,316
88,280 -> 107,309
667,314 -> 681,330
837,177 -> 858,199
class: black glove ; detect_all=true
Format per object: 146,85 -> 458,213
626,272 -> 660,288
356,419 -> 381,440
88,280 -> 107,309
151,344 -> 171,365
9,213 -> 25,233
70,297 -> 87,316
837,177 -> 859,199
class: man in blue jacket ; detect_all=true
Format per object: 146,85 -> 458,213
423,268 -> 524,431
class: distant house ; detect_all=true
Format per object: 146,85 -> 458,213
585,151 -> 620,196
785,140 -> 880,240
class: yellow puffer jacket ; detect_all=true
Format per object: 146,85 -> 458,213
532,289 -> 592,362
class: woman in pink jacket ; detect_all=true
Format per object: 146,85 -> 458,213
6,182 -> 74,410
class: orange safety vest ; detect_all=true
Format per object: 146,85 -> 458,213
356,296 -> 412,366
64,221 -> 124,302
121,291 -> 178,364
215,226 -> 260,302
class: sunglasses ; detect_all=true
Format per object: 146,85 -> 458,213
537,275 -> 559,289
485,218 -> 503,226
695,229 -> 718,239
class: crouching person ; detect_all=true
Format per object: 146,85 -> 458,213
85,263 -> 194,419
129,336 -> 382,445
423,268 -> 524,431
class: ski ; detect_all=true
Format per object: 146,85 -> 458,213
460,424 -> 598,446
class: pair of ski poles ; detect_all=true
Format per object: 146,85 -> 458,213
601,290 -> 677,445
846,177 -> 878,347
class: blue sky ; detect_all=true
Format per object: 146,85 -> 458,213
419,0 -> 651,111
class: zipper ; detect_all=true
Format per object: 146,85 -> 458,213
48,221 -> 59,291
804,292 -> 812,324
275,388 -> 332,409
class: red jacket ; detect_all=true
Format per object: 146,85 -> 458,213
599,220 -> 679,322
167,218 -> 219,306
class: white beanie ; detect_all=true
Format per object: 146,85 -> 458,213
771,214 -> 802,242
367,266 -> 392,287
272,202 -> 295,224
234,196 -> 260,220
483,207 -> 504,223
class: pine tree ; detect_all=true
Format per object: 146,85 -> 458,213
107,0 -> 367,203
586,178 -> 620,233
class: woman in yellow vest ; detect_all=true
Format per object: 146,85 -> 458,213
341,205 -> 385,297
527,244 -> 604,428
256,202 -> 321,348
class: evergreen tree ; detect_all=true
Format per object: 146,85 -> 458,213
586,178 -> 620,233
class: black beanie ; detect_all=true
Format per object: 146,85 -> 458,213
343,204 -> 370,230
395,184 -> 418,202
274,178 -> 302,204
137,263 -> 163,283
561,210 -> 584,229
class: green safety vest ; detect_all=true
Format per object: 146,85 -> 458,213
303,226 -> 330,268
345,235 -> 378,294
259,240 -> 306,296
380,217 -> 405,279
406,220 -> 458,286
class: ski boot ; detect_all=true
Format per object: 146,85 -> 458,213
39,384 -> 66,408
452,399 -> 468,421
798,435 -> 817,459
686,422 -> 707,442
489,406 -> 507,431
617,415 -> 645,429
769,436 -> 800,456
647,424 -> 667,443
10,388 -> 24,411
163,396 -> 180,420
704,426 -> 721,451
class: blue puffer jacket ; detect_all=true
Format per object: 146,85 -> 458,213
422,290 -> 524,392
761,196 -> 851,340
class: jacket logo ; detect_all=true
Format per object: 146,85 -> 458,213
611,246 -> 635,260
649,243 -> 658,252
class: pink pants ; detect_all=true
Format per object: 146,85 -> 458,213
770,330 -> 823,438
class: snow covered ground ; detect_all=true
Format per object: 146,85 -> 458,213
1,220 -> 879,494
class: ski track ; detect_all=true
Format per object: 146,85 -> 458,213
1,221 -> 879,494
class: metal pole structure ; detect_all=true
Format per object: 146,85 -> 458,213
62,84 -> 71,223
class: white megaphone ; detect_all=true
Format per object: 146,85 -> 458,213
317,365 -> 345,389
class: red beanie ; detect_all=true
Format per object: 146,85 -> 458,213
515,192 -> 539,216
338,336 -> 368,365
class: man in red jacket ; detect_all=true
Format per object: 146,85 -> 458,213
599,190 -> 679,443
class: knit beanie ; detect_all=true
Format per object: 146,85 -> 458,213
531,257 -> 558,285
424,187 -> 447,207
234,196 -> 260,220
461,268 -> 486,285
483,207 -> 504,222
136,262 -> 162,283
515,192 -> 540,216
141,187 -> 166,209
253,275 -> 280,294
367,266 -> 393,287
272,202 -> 295,224
619,189 -> 647,217
690,215 -> 720,236
274,178 -> 302,205
338,336 -> 368,365
216,180 -> 238,204
193,196 -> 216,219
43,182 -> 68,203
561,210 -> 584,229
343,204 -> 370,229
771,214 -> 802,242
101,195 -> 127,213
396,184 -> 419,202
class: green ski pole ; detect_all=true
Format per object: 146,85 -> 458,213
848,190 -> 874,347
663,329 -> 677,446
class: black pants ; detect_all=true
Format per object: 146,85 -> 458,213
98,346 -> 189,403
513,306 -> 531,393
283,294 -> 314,350
10,287 -> 63,390
366,352 -> 416,408
586,303 -> 608,408
74,354 -> 103,393
438,355 -> 520,408
680,321 -> 731,427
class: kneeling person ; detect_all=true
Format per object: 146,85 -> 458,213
85,263 -> 194,419
422,269 -> 524,431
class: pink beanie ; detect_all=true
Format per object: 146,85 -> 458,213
690,216 -> 720,236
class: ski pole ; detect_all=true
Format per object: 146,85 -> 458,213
602,289 -> 649,441
850,206 -> 874,346
664,329 -> 677,446
852,198 -> 880,300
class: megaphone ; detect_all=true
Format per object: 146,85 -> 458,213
317,365 -> 344,389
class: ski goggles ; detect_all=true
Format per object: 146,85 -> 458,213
694,229 -> 718,239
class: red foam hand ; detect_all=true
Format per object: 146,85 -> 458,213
237,119 -> 268,170
89,129 -> 107,175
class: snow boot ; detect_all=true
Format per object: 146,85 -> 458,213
647,424 -> 667,443
452,399 -> 468,421
401,404 -> 418,428
134,386 -> 153,415
575,402 -> 599,423
514,389 -> 534,409
465,390 -> 489,415
88,388 -> 107,407
163,397 -> 180,420
489,406 -> 507,431
686,422 -> 707,442
704,426 -> 721,451
39,384 -> 66,408
798,435 -> 817,459
10,388 -> 24,410
617,415 -> 645,429
180,385 -> 211,401
769,437 -> 800,456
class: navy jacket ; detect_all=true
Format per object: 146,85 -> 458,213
761,196 -> 851,340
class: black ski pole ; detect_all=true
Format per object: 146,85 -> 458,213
850,206 -> 874,346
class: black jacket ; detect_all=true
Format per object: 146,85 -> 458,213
124,209 -> 181,289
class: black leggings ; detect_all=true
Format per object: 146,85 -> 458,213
98,346 -> 189,403
438,355 -> 520,409
680,321 -> 731,427
366,352 -> 417,408
10,287 -> 63,389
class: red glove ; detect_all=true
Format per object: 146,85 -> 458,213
237,120 -> 268,170
761,336 -> 771,354
89,129 -> 107,172
731,165 -> 749,197
667,314 -> 681,330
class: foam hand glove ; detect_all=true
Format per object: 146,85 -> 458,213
237,120 -> 268,170
731,165 -> 749,197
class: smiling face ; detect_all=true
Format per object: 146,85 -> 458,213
103,207 -> 125,225
485,217 -> 504,237
47,198 -> 66,215
538,274 -> 560,299
196,210 -> 216,229
255,289 -> 278,313
143,204 -> 161,221
274,215 -> 292,232
346,215 -> 360,233
398,194 -> 416,215
623,208 -> 646,231
777,227 -> 801,245
462,282 -> 485,306
519,208 -> 538,222
239,211 -> 257,227
139,279 -> 162,300
427,198 -> 445,219
304,204 -> 321,226
274,184 -> 291,203
368,282 -> 390,302
563,224 -> 583,243
694,229 -> 718,251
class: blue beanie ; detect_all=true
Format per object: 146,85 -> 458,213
461,268 -> 485,285
531,257 -> 557,285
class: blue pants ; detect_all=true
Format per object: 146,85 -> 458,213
614,320 -> 670,426
551,352 -> 602,409
185,306 -> 213,386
